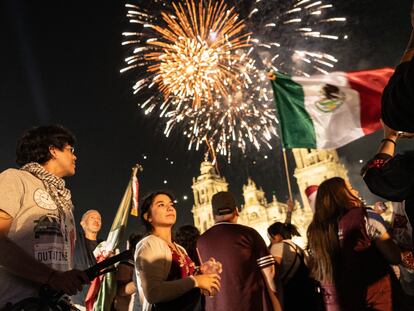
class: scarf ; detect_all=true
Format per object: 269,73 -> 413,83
20,162 -> 73,212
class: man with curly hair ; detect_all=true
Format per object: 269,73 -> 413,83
0,125 -> 88,309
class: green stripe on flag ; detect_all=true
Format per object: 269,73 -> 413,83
270,72 -> 316,148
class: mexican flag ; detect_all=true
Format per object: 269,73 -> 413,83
85,165 -> 141,311
270,68 -> 394,149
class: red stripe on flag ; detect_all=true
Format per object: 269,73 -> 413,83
347,68 -> 394,135
85,254 -> 107,311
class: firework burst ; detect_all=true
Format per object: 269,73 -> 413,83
121,0 -> 346,158
163,69 -> 278,157
123,0 -> 253,109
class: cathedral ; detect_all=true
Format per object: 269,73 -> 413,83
192,149 -> 350,246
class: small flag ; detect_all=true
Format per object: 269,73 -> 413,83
130,174 -> 139,216
85,165 -> 142,311
270,68 -> 394,149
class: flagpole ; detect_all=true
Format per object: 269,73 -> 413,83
268,70 -> 294,212
282,148 -> 293,201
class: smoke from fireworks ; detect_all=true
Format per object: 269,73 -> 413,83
121,0 -> 346,157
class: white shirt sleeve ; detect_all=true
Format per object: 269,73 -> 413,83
269,242 -> 284,259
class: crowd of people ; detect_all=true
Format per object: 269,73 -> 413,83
0,2 -> 414,311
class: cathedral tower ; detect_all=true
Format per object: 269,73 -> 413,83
191,156 -> 228,233
292,149 -> 349,211
239,178 -> 270,240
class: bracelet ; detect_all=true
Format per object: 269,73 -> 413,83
380,138 -> 396,146
46,270 -> 56,285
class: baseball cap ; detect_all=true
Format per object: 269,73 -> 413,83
212,191 -> 237,216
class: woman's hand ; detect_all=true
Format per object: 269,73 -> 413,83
193,273 -> 221,297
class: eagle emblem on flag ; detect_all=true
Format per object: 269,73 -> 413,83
316,84 -> 346,113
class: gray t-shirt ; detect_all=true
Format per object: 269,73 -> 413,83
0,168 -> 76,307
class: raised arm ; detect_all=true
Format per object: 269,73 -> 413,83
284,198 -> 294,224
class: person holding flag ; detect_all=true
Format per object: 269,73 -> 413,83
72,210 -> 103,310
85,164 -> 141,311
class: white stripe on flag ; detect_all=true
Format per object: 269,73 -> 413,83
293,72 -> 364,149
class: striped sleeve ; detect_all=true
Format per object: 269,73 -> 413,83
256,254 -> 275,268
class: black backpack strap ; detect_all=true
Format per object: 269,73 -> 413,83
281,241 -> 299,284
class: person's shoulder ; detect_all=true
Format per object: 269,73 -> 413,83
0,168 -> 37,184
175,243 -> 188,254
201,222 -> 248,235
235,223 -> 263,237
138,234 -> 160,245
1,168 -> 27,178
365,209 -> 387,228
136,235 -> 166,252
270,241 -> 283,252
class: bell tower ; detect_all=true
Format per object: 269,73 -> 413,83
239,178 -> 270,240
191,155 -> 228,233
293,149 -> 349,211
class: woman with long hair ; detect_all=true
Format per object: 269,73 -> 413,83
134,190 -> 220,311
307,177 -> 402,311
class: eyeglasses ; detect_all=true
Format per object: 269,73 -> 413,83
64,146 -> 75,154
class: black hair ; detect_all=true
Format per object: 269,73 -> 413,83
128,233 -> 143,254
174,225 -> 201,265
267,222 -> 301,240
16,124 -> 76,166
140,190 -> 176,233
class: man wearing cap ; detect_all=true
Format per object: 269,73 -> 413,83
197,191 -> 281,311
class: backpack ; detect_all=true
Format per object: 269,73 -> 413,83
281,241 -> 325,311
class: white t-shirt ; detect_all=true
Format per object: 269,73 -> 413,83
0,168 -> 76,307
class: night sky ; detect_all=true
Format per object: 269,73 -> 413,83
1,0 -> 413,242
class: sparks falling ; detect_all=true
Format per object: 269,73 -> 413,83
163,69 -> 278,157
